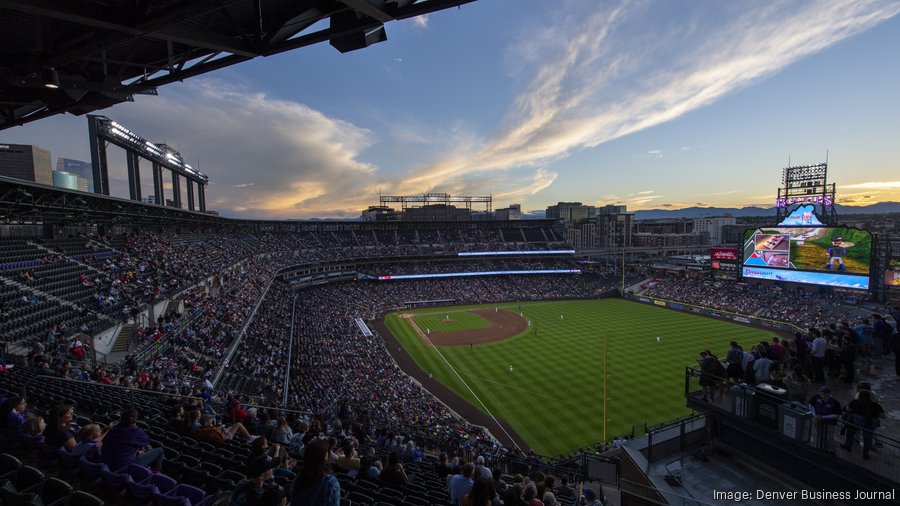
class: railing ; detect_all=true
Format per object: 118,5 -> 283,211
684,365 -> 900,487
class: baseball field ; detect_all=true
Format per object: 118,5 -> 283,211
383,298 -> 774,456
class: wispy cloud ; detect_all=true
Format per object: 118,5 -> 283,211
392,0 -> 899,204
232,183 -> 255,188
843,181 -> 900,189
411,14 -> 429,29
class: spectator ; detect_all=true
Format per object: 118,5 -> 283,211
379,451 -> 409,491
449,463 -> 475,506
43,404 -> 76,451
1,396 -> 26,435
102,409 -> 163,471
840,390 -> 885,459
72,424 -> 105,462
463,477 -> 496,506
289,438 -> 340,506
195,414 -> 255,444
230,455 -> 286,506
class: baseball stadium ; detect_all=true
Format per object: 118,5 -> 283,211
1,3 -> 900,506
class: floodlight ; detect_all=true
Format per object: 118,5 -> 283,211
41,68 -> 60,89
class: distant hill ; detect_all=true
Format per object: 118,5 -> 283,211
631,202 -> 900,220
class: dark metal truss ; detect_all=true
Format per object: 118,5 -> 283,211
0,0 -> 476,130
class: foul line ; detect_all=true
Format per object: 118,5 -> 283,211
405,315 -> 522,451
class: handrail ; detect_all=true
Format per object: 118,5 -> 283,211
20,369 -> 316,418
283,293 -> 298,407
212,270 -> 276,387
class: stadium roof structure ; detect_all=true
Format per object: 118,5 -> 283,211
0,0 -> 475,130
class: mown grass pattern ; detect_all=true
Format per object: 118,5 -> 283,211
384,299 -> 774,456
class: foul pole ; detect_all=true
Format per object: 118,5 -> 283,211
603,329 -> 609,442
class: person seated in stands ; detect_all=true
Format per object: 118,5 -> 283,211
230,455 -> 286,506
194,413 -> 255,444
248,437 -> 293,479
1,396 -> 26,435
379,451 -> 409,491
102,408 -> 163,471
270,416 -> 292,445
43,404 -> 77,451
21,416 -> 46,438
449,463 -> 475,506
435,452 -> 452,481
334,444 -> 360,477
463,477 -> 496,506
242,407 -> 259,435
555,476 -> 575,500
72,424 -> 107,462
167,404 -> 185,433
256,411 -> 275,440
289,438 -> 340,506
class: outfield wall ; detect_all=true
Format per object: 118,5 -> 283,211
623,293 -> 803,334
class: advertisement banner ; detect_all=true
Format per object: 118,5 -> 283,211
742,266 -> 869,290
711,248 -> 739,261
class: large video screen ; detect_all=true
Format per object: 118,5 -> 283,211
742,227 -> 872,289
887,258 -> 900,288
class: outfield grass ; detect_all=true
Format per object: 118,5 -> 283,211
384,298 -> 774,456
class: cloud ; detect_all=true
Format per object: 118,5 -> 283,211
411,14 -> 429,29
595,189 -> 662,209
109,80 -> 378,218
393,0 -> 899,198
842,181 -> 900,189
647,150 -> 663,158
383,3 -> 900,211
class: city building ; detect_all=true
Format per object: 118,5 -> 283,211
495,204 -> 521,220
361,205 -> 401,221
632,232 -> 706,247
52,170 -> 89,192
0,143 -> 53,185
634,219 -> 693,235
693,215 -> 736,246
595,204 -> 633,247
546,201 -> 597,223
56,157 -> 94,192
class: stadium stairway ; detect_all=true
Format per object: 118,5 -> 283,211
111,324 -> 136,353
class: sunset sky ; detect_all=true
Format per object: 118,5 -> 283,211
2,0 -> 899,218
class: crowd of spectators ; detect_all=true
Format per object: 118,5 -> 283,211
641,275 -> 858,329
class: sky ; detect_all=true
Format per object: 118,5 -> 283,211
2,0 -> 900,219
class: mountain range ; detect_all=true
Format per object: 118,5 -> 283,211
521,201 -> 900,220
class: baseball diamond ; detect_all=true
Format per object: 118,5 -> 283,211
382,298 -> 775,456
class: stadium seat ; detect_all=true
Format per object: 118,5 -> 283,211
76,458 -> 107,488
0,453 -> 23,481
70,491 -> 105,506
12,466 -> 45,496
0,482 -> 41,506
57,448 -> 80,479
40,477 -> 74,506
348,491 -> 374,505
157,484 -> 206,506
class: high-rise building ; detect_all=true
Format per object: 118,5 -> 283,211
495,204 -> 521,220
546,202 -> 597,222
0,143 -> 53,185
56,158 -> 94,192
693,215 -> 736,246
52,170 -> 89,192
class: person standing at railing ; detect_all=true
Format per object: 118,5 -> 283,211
840,390 -> 884,460
809,386 -> 841,453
